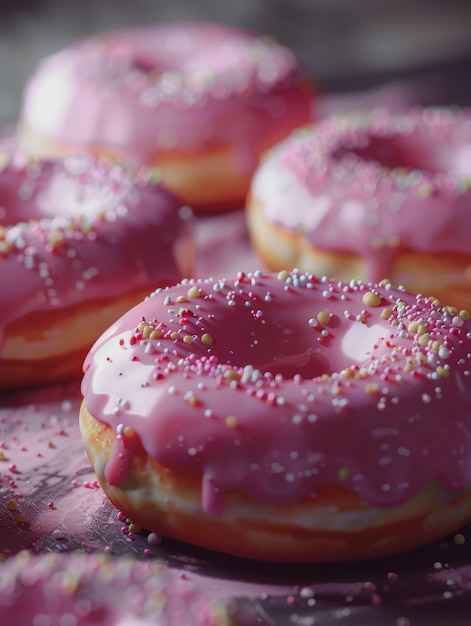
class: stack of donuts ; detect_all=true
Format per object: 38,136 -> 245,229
2,17 -> 471,626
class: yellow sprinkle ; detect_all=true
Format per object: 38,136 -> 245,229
418,333 -> 430,346
454,533 -> 466,546
186,393 -> 199,407
150,329 -> 162,340
142,325 -> 153,338
6,500 -> 17,511
175,295 -> 187,303
201,333 -> 213,346
338,467 -> 349,480
277,270 -> 290,281
223,369 -> 241,381
15,513 -> 27,523
123,426 -> 135,437
0,450 -> 6,461
417,352 -> 427,363
460,310 -> 470,320
431,340 -> 443,351
365,383 -> 379,394
417,324 -> 428,335
170,331 -> 179,340
317,310 -> 331,325
331,385 -> 342,395
403,362 -> 415,373
187,286 -> 201,299
225,416 -> 238,428
396,301 -> 406,309
407,321 -> 420,333
128,523 -> 142,534
436,366 -> 450,378
183,335 -> 193,344
445,306 -> 458,315
137,322 -> 146,333
362,292 -> 382,307
341,368 -> 354,378
431,298 -> 441,308
378,278 -> 391,287
381,306 -> 393,320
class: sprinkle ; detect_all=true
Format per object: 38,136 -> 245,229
183,335 -> 193,344
201,333 -> 213,345
362,292 -> 382,307
277,270 -> 290,281
381,306 -> 393,320
225,416 -> 238,428
454,533 -> 466,545
317,310 -> 331,325
187,286 -> 202,299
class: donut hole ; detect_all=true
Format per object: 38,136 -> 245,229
332,134 -> 461,176
200,307 -> 386,381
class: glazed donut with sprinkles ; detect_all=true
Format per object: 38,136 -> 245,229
80,269 -> 471,563
18,22 -> 314,213
0,151 -> 193,389
247,107 -> 471,310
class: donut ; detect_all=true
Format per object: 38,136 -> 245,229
80,269 -> 471,563
246,107 -> 471,310
0,151 -> 193,389
18,22 -> 314,213
0,550 -> 237,625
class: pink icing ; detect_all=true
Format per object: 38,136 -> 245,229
20,22 -> 313,175
81,270 -> 471,517
0,151 -> 192,349
251,107 -> 471,282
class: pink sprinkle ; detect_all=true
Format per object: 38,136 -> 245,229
387,572 -> 399,583
396,619 -> 410,626
363,581 -> 377,593
371,593 -> 382,606
286,595 -> 296,605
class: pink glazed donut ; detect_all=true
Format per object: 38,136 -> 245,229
0,551 -> 236,625
247,107 -> 471,310
80,269 -> 471,563
0,151 -> 193,389
18,22 -> 314,213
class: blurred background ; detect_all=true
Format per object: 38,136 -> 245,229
1,0 -> 471,124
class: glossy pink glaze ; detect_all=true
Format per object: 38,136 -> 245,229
82,270 -> 471,517
251,107 -> 471,281
0,551 -> 236,625
20,22 -> 313,173
0,151 -> 192,347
